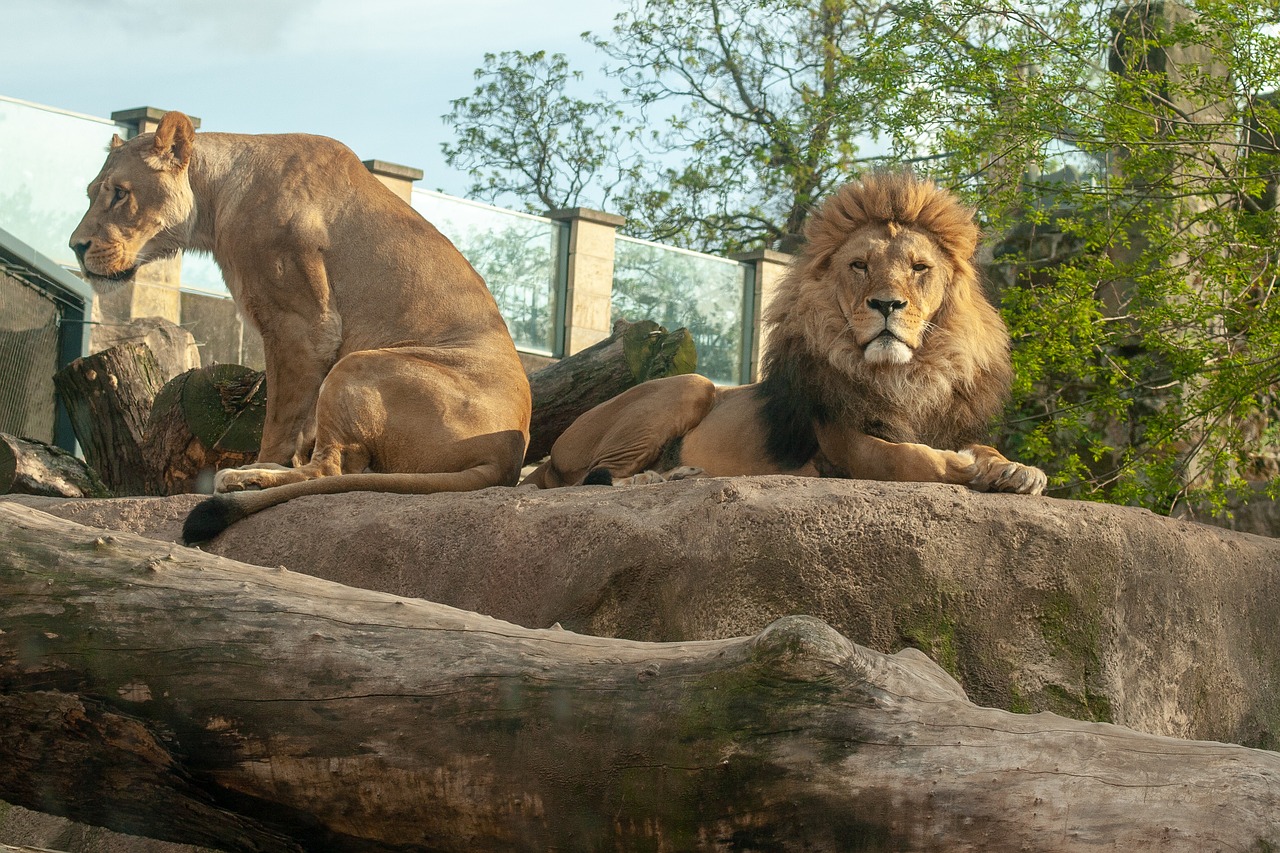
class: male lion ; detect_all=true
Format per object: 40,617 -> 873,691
69,111 -> 532,544
522,172 -> 1046,495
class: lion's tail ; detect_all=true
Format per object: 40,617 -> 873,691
181,467 -> 510,546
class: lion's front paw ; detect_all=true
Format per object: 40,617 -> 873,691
965,447 -> 1047,496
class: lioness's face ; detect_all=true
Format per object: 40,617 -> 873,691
831,224 -> 950,366
69,119 -> 195,289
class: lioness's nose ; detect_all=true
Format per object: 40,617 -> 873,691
868,298 -> 908,317
71,241 -> 90,261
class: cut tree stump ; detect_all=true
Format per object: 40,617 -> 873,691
51,319 -> 200,496
1,501 -> 1277,852
0,433 -> 106,498
52,342 -> 166,496
142,364 -> 266,495
525,317 -> 696,462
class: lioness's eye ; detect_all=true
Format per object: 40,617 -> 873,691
111,187 -> 129,205
851,260 -> 868,271
912,263 -> 930,272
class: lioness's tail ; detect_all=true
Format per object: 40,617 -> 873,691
182,467 -> 510,546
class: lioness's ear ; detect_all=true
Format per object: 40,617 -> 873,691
110,133 -> 125,150
152,111 -> 195,171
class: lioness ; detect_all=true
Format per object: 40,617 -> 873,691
69,111 -> 531,544
523,172 -> 1046,495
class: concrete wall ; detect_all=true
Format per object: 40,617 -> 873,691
180,291 -> 264,370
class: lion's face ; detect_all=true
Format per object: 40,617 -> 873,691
829,223 -> 950,367
764,173 -> 1012,433
69,114 -> 196,289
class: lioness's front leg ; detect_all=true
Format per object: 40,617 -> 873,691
255,313 -> 341,466
816,427 -> 1046,495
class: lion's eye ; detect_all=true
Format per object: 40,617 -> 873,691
912,263 -> 930,272
850,260 -> 868,271
111,187 -> 129,206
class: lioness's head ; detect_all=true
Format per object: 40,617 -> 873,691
69,111 -> 197,289
767,172 -> 1008,383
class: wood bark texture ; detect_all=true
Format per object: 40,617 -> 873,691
1,501 -> 1278,853
52,342 -> 166,496
142,365 -> 266,495
0,433 -> 106,498
525,317 -> 696,462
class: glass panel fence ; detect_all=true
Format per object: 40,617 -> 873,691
613,236 -> 752,385
0,97 -> 124,268
412,190 -> 564,356
0,97 -> 229,295
179,252 -> 229,295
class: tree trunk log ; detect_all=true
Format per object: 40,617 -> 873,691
51,320 -> 201,497
142,365 -> 266,495
1,502 -> 1277,852
51,342 -> 166,496
0,433 -> 107,498
525,317 -> 696,462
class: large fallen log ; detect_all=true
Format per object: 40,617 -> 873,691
1,501 -> 1278,852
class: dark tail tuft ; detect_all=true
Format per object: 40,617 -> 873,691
582,467 -> 614,486
182,495 -> 245,546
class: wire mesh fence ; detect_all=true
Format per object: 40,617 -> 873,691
0,269 -> 61,444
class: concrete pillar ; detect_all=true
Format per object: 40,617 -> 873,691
547,208 -> 625,355
731,249 -> 794,381
362,160 -> 424,204
111,106 -> 202,137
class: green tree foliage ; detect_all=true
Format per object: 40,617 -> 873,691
442,50 -> 636,213
444,0 -> 1280,515
612,240 -> 750,383
879,0 -> 1280,514
445,1 -> 905,253
590,0 -> 905,253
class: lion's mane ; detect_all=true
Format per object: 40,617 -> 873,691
758,172 -> 1013,466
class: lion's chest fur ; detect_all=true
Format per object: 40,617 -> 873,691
754,338 -> 998,472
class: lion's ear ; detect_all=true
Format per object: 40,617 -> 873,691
109,133 -> 125,150
152,111 -> 195,171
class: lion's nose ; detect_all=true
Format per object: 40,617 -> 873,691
71,241 -> 90,261
868,298 -> 908,317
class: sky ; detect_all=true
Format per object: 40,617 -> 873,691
3,0 -> 625,198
